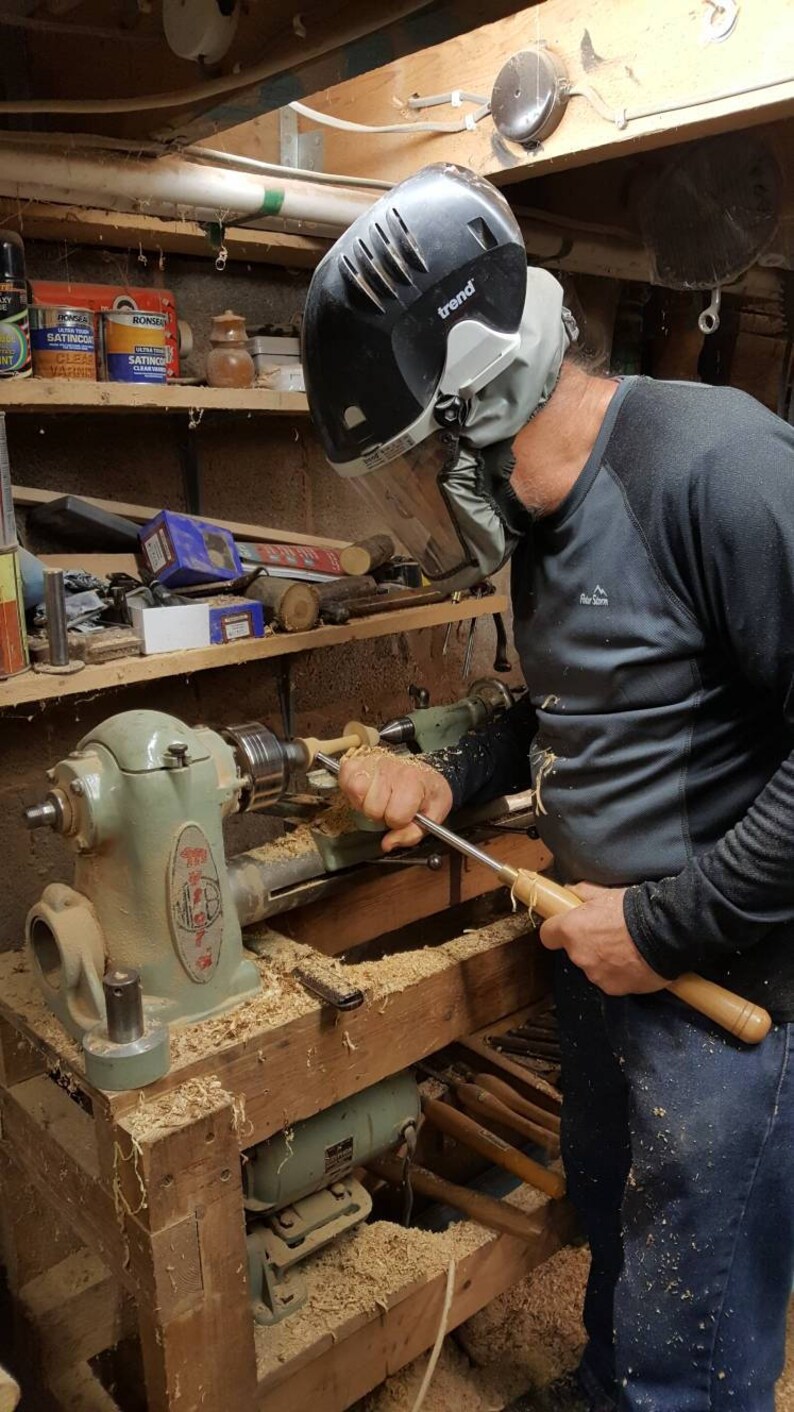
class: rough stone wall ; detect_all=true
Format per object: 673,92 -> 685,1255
1,240 -> 517,949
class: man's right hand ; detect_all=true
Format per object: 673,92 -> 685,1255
337,752 -> 454,852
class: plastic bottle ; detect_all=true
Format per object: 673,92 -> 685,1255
0,230 -> 32,379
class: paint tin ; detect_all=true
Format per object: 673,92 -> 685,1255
30,305 -> 96,380
101,309 -> 167,383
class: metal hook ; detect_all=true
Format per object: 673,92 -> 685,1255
698,288 -> 722,335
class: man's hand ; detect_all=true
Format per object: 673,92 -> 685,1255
337,753 -> 453,851
540,882 -> 668,995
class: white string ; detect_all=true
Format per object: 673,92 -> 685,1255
410,1259 -> 456,1412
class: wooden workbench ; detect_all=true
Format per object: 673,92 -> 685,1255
0,903 -> 569,1411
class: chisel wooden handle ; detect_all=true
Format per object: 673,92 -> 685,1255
498,864 -> 772,1046
474,1073 -> 561,1136
422,1095 -> 566,1200
455,1082 -> 560,1155
368,1155 -> 545,1242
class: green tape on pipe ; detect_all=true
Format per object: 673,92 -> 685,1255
261,189 -> 285,216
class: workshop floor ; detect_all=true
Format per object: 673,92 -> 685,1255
356,1247 -> 794,1412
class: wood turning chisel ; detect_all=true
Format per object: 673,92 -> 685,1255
315,745 -> 772,1045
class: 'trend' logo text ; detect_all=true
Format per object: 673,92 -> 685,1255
438,279 -> 475,320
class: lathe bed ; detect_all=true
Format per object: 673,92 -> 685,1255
0,855 -> 571,1412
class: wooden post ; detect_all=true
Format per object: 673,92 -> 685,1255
110,1086 -> 258,1412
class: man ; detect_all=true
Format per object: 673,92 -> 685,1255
302,164 -> 794,1411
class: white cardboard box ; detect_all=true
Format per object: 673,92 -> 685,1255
130,602 -> 210,656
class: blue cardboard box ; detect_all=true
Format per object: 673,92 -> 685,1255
207,598 -> 265,645
139,511 -> 243,587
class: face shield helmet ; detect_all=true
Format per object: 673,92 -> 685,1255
302,164 -> 577,591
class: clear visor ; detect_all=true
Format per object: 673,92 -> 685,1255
351,433 -> 469,580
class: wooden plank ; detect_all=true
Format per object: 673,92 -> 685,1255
20,1250 -> 134,1368
245,0 -> 794,187
0,378 -> 309,415
0,1077 -> 132,1285
13,482 -> 346,550
0,591 -> 508,710
40,553 -> 142,578
49,1363 -> 121,1412
112,1092 -> 258,1412
283,831 -> 553,952
0,200 -> 327,270
110,918 -> 545,1144
256,1198 -> 577,1411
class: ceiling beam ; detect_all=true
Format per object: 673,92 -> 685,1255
0,201 -> 328,269
154,0 -> 531,146
223,0 -> 794,187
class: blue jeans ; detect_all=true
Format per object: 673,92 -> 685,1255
555,954 -> 794,1412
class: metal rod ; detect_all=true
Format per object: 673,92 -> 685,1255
315,752 -> 504,876
43,568 -> 70,667
103,967 -> 144,1044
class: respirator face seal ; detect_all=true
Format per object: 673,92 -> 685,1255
349,431 -> 521,591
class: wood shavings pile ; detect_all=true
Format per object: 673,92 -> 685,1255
459,1246 -> 589,1391
356,1338 -> 518,1412
356,1245 -> 588,1412
257,1181 -> 549,1379
0,953 -> 84,1069
122,1075 -> 245,1143
167,954 -> 313,1068
259,913 -> 533,1008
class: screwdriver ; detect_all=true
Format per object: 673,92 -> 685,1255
315,748 -> 771,1045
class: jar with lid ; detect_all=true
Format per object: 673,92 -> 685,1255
205,310 -> 255,388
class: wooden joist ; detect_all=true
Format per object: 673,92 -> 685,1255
225,0 -> 794,187
0,201 -> 328,269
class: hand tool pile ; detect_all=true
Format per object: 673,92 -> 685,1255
369,1052 -> 566,1244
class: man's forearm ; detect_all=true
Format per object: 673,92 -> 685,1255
624,748 -> 794,978
427,693 -> 536,809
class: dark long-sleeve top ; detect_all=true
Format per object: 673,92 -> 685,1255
430,377 -> 794,1020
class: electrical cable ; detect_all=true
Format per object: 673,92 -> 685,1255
409,1259 -> 456,1412
406,90 -> 489,109
570,71 -> 794,131
183,144 -> 391,191
288,98 -> 490,136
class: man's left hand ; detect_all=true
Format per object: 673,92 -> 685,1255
539,883 -> 668,995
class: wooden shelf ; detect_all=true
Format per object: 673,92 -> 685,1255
0,379 -> 309,415
0,592 -> 508,710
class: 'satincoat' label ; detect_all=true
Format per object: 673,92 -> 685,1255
168,823 -> 224,983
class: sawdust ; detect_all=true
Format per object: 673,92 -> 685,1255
460,1245 -> 588,1390
356,1339 -> 521,1412
248,825 -> 318,860
0,952 -> 84,1070
314,789 -> 364,837
344,745 -> 440,778
122,1074 -> 248,1144
167,956 -> 312,1067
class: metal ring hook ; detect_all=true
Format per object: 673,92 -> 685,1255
698,288 -> 722,335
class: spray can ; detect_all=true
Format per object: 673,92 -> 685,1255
0,231 -> 31,379
0,413 -> 29,676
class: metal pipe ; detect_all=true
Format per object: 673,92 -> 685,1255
103,968 -> 145,1044
0,147 -> 375,231
43,568 -> 70,668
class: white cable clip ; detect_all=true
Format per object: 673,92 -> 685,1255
450,89 -> 462,107
464,113 -> 477,131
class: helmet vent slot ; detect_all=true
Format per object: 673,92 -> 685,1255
372,221 -> 413,285
340,253 -> 386,313
388,207 -> 428,272
468,217 -> 498,251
